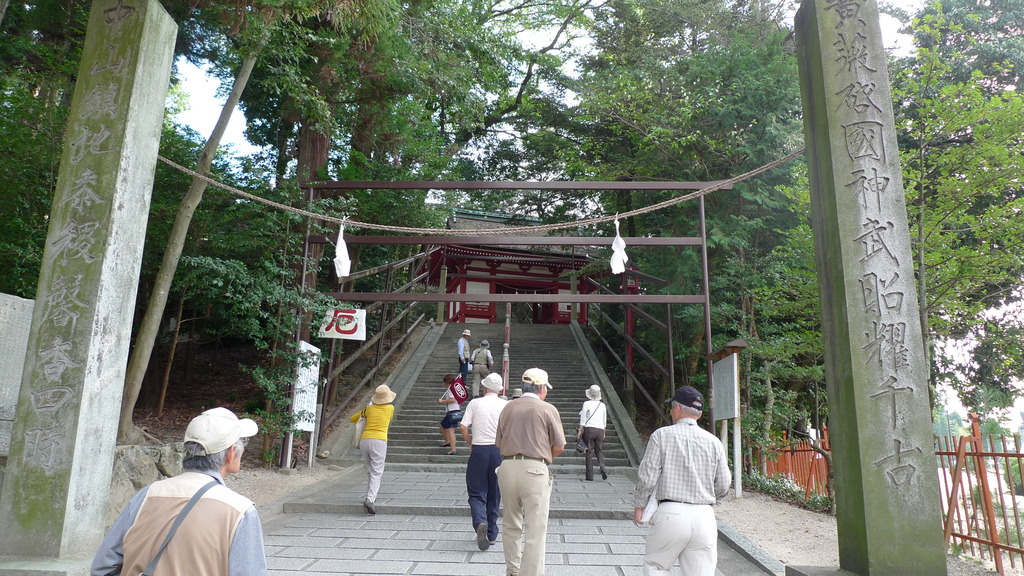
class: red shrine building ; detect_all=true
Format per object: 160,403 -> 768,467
423,208 -> 599,325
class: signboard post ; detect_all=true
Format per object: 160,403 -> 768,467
283,340 -> 320,469
711,339 -> 747,498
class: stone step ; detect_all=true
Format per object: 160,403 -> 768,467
377,453 -> 634,467
333,321 -> 642,474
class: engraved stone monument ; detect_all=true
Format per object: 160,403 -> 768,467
0,0 -> 176,571
794,0 -> 947,574
0,294 -> 34,458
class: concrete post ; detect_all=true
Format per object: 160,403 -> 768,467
794,0 -> 946,574
0,0 -> 176,569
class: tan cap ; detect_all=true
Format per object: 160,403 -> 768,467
184,407 -> 258,456
521,367 -> 551,389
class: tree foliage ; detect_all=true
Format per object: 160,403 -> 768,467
892,4 -> 1024,418
4,0 -> 1024,456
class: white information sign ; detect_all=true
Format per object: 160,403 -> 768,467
292,340 -> 320,432
712,353 -> 739,422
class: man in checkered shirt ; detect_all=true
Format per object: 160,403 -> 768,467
632,386 -> 731,576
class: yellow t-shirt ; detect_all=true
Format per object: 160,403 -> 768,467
350,403 -> 395,441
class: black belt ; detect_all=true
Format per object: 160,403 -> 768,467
659,499 -> 706,505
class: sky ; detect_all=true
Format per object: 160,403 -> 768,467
173,60 -> 261,156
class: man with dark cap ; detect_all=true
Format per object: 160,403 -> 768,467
495,367 -> 566,576
632,386 -> 730,576
91,407 -> 266,576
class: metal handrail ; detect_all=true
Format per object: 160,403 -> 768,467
321,313 -> 426,435
583,316 -> 671,426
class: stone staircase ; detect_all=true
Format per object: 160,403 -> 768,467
341,322 -> 638,477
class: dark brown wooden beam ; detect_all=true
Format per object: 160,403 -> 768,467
325,292 -> 706,304
304,180 -> 730,191
309,235 -> 703,246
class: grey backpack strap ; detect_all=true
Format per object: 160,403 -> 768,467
141,479 -> 219,576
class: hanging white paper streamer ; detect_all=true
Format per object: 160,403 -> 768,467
333,224 -> 351,278
610,217 -> 628,274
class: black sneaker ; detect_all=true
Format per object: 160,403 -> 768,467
601,471 -> 608,480
363,499 -> 376,515
476,523 -> 490,551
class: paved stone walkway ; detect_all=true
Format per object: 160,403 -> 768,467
260,465 -> 783,575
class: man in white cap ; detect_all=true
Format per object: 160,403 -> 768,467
91,407 -> 265,576
633,386 -> 730,576
459,372 -> 509,550
458,328 -> 472,382
494,368 -> 566,576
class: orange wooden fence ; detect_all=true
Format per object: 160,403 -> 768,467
758,416 -> 1024,575
757,429 -> 831,499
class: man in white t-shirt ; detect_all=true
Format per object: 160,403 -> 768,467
460,373 -> 508,550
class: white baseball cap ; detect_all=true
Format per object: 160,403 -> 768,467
184,407 -> 258,456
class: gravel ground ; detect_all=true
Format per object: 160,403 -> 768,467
717,491 -> 1010,576
227,458 -> 340,508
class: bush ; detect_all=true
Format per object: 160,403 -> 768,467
744,470 -> 834,514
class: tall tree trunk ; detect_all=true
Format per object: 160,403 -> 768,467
118,54 -> 259,442
157,288 -> 187,417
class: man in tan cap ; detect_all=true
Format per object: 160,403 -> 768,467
92,407 -> 265,576
494,368 -> 566,576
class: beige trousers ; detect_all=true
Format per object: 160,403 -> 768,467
496,458 -> 552,576
472,362 -> 490,396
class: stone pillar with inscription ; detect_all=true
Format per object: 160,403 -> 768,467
0,295 -> 34,460
794,1 -> 946,575
0,0 -> 176,568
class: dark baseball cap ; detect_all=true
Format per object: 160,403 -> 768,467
666,386 -> 704,411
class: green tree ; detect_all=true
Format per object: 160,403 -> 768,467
893,6 -> 1024,416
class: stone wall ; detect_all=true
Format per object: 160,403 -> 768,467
102,443 -> 185,530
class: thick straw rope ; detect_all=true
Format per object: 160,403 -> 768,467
157,148 -> 804,235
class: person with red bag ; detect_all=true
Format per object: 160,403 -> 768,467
438,373 -> 468,455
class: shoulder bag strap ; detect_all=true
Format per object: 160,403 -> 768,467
141,479 -> 219,576
583,401 -> 602,426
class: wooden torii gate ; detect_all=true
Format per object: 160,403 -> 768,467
302,178 -> 730,419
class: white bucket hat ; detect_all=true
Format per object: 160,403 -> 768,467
586,385 -> 602,400
481,373 -> 504,392
184,407 -> 258,456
